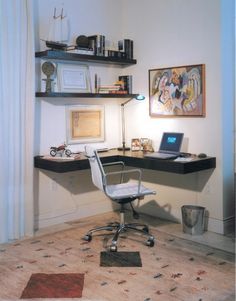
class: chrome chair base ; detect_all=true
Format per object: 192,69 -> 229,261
84,211 -> 155,252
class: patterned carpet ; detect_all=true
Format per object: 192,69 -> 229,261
0,215 -> 235,301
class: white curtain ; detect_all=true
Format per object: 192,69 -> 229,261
0,0 -> 35,243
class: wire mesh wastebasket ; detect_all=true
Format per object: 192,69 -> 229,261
181,205 -> 205,235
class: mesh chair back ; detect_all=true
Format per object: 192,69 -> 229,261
85,145 -> 105,191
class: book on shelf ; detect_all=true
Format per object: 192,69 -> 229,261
118,39 -> 133,59
98,90 -> 128,94
118,75 -> 132,94
66,46 -> 94,55
98,87 -> 119,93
88,34 -> 105,56
98,81 -> 123,94
99,85 -> 120,89
107,50 -> 127,59
109,90 -> 128,94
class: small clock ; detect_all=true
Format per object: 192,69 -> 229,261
42,61 -> 55,77
42,61 -> 56,92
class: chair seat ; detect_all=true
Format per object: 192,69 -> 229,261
106,181 -> 155,200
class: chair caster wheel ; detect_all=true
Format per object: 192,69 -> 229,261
109,244 -> 117,252
84,234 -> 92,242
146,237 -> 155,247
142,226 -> 149,233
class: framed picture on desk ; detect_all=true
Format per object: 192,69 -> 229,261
131,138 -> 141,151
149,64 -> 205,117
66,105 -> 105,144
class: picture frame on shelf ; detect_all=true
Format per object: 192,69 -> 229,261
57,64 -> 91,93
66,105 -> 105,144
149,64 -> 205,117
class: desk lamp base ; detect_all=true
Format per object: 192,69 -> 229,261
117,146 -> 131,151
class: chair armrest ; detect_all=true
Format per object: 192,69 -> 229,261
102,161 -> 125,168
103,161 -> 125,183
104,168 -> 142,193
105,168 -> 142,179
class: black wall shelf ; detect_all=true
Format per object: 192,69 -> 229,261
35,50 -> 137,66
35,92 -> 139,98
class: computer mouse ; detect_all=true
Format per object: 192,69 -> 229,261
198,153 -> 207,158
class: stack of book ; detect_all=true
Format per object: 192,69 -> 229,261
98,76 -> 133,94
66,46 -> 94,55
98,85 -> 124,94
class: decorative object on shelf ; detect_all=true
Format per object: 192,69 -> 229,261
46,7 -> 69,46
76,35 -> 89,48
117,95 -> 145,151
149,64 -> 205,117
131,138 -> 141,151
45,40 -> 68,51
41,61 -> 56,92
66,105 -> 105,144
50,143 -> 71,157
57,64 -> 91,93
65,35 -> 94,55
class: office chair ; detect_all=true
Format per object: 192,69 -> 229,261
83,145 -> 156,252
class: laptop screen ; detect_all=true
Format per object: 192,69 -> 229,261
159,132 -> 184,153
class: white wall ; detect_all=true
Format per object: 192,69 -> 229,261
120,0 -> 234,233
34,0 -> 235,234
34,0 -> 125,228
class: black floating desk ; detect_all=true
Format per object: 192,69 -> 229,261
34,150 -> 216,174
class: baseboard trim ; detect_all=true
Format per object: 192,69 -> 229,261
35,202 -> 115,229
207,216 -> 235,234
139,204 -> 235,235
35,203 -> 235,235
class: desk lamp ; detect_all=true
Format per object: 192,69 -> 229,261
117,94 -> 145,151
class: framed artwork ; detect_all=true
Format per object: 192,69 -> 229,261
149,64 -> 205,117
66,105 -> 105,144
57,64 -> 91,92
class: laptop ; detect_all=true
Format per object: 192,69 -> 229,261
144,132 -> 184,159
